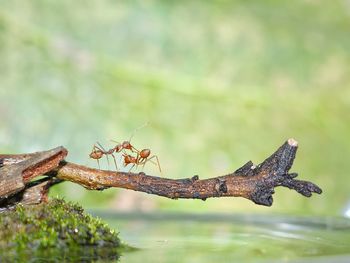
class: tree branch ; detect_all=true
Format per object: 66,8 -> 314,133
0,139 -> 322,208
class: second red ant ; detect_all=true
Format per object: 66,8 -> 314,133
122,148 -> 162,173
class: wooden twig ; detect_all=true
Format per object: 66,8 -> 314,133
0,139 -> 322,208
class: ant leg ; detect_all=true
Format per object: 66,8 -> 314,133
89,145 -> 101,169
95,142 -> 106,152
131,146 -> 140,153
138,157 -> 157,170
90,144 -> 97,152
97,159 -> 100,169
147,159 -> 157,165
96,142 -> 110,168
127,163 -> 136,172
106,155 -> 110,169
140,160 -> 146,172
90,145 -> 100,157
111,153 -> 118,171
126,145 -> 140,154
147,155 -> 162,173
134,157 -> 144,171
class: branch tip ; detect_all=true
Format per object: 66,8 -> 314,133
288,138 -> 298,147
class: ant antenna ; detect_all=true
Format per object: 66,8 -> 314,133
128,122 -> 150,142
110,139 -> 120,145
109,122 -> 149,145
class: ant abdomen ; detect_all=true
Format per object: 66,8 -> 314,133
89,150 -> 103,159
123,154 -> 136,165
139,149 -> 151,159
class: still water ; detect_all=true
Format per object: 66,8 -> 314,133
93,212 -> 350,263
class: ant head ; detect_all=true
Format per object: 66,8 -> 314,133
123,154 -> 136,164
140,149 -> 151,158
122,141 -> 132,150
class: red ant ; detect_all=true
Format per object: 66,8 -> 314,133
89,142 -> 118,169
122,148 -> 162,173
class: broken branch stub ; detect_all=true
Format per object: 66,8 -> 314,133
246,139 -> 322,205
0,147 -> 67,208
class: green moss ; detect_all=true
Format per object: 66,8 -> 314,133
0,198 -> 129,261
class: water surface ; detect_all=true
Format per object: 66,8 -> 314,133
93,212 -> 350,263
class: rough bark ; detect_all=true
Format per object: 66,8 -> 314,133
0,139 -> 322,208
0,147 -> 67,198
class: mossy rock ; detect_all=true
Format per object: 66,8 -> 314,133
0,198 -> 128,261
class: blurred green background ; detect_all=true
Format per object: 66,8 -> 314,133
0,0 -> 349,216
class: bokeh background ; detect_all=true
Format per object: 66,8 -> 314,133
1,0 -> 349,216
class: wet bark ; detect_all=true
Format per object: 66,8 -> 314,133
0,139 -> 322,209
